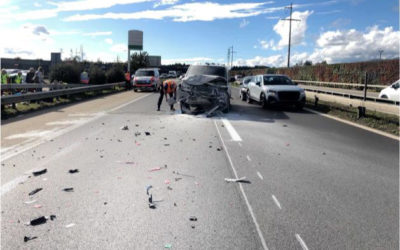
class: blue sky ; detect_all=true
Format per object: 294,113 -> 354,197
0,0 -> 398,66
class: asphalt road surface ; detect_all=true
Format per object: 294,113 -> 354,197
1,88 -> 398,249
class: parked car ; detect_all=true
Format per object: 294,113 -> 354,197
178,65 -> 230,115
132,68 -> 160,92
160,73 -> 168,79
168,71 -> 177,78
379,80 -> 399,101
239,76 -> 253,101
247,74 -> 305,110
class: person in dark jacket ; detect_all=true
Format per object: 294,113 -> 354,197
25,68 -> 35,83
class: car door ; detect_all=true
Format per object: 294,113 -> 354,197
253,75 -> 262,101
390,81 -> 400,101
248,76 -> 258,99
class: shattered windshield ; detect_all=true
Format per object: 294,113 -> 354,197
186,66 -> 226,78
263,76 -> 295,85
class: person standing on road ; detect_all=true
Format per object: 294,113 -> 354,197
26,68 -> 35,83
157,79 -> 177,111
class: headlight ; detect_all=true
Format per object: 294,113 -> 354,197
267,90 -> 276,96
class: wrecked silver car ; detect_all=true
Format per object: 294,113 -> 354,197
178,65 -> 231,116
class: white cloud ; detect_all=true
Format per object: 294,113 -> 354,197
239,19 -> 249,28
154,0 -> 179,8
33,2 -> 42,7
309,25 -> 400,63
162,57 -> 215,65
259,39 -> 277,50
237,25 -> 400,67
110,43 -> 127,53
105,38 -> 113,44
273,10 -> 313,49
5,0 -> 152,21
83,31 -> 112,37
64,2 -> 277,22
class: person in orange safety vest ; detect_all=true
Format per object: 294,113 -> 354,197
157,79 -> 176,111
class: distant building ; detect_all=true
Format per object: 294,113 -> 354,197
148,55 -> 161,67
1,52 -> 62,75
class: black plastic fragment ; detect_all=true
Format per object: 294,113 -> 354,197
30,216 -> 47,226
32,169 -> 47,176
189,216 -> 197,221
69,169 -> 79,174
29,188 -> 43,196
24,236 -> 38,242
145,132 -> 151,136
62,188 -> 74,192
50,215 -> 56,221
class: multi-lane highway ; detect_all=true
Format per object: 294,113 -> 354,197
1,88 -> 398,249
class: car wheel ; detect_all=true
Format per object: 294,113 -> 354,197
260,93 -> 267,109
246,90 -> 252,104
133,89 -> 138,92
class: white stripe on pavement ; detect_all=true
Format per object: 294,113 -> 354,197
214,121 -> 269,250
246,155 -> 251,161
257,171 -> 264,180
221,118 -> 242,141
272,195 -> 282,209
295,234 -> 309,250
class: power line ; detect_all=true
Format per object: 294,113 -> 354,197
281,3 -> 300,68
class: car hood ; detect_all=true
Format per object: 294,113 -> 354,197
263,85 -> 303,92
182,75 -> 227,87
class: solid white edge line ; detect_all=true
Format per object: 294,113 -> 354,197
214,120 -> 269,250
1,93 -> 152,161
257,171 -> 264,180
304,107 -> 399,141
221,118 -> 242,141
271,195 -> 282,210
295,234 -> 309,250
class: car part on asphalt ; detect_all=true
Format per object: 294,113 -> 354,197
24,236 -> 38,242
69,169 -> 79,174
65,223 -> 75,228
189,216 -> 198,221
120,125 -> 129,130
146,185 -> 153,195
224,177 -> 250,183
29,188 -> 43,196
145,131 -> 151,136
62,188 -> 74,192
24,200 -> 37,204
29,216 -> 47,226
32,169 -> 47,176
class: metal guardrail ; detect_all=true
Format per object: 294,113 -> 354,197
294,80 -> 386,89
1,82 -> 125,105
1,83 -> 86,90
304,88 -> 399,106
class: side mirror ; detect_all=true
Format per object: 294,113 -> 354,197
256,81 -> 261,86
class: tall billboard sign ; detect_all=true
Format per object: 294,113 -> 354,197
128,30 -> 143,73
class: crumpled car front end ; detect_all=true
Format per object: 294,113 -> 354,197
178,75 -> 230,116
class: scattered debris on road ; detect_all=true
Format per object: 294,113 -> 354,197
33,204 -> 42,209
135,132 -> 141,137
164,243 -> 172,248
24,200 -> 37,204
189,216 -> 198,221
62,188 -> 74,192
24,236 -> 37,242
29,188 -> 43,196
29,216 -> 47,226
145,132 -> 151,136
149,167 -> 161,172
146,185 -> 153,195
224,177 -> 250,183
32,169 -> 47,176
65,223 -> 75,228
283,124 -> 288,127
120,125 -> 129,130
69,169 -> 79,174
164,179 -> 170,185
216,147 -> 223,151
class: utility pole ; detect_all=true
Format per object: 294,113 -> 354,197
230,46 -> 236,68
282,3 -> 300,68
227,47 -> 231,67
378,49 -> 384,60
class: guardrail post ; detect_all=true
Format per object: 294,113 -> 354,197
363,72 -> 368,101
357,106 -> 366,118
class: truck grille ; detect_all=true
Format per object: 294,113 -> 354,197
278,91 -> 299,101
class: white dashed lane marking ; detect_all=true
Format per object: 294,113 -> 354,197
257,171 -> 264,180
272,195 -> 282,209
246,155 -> 251,161
295,234 -> 309,250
